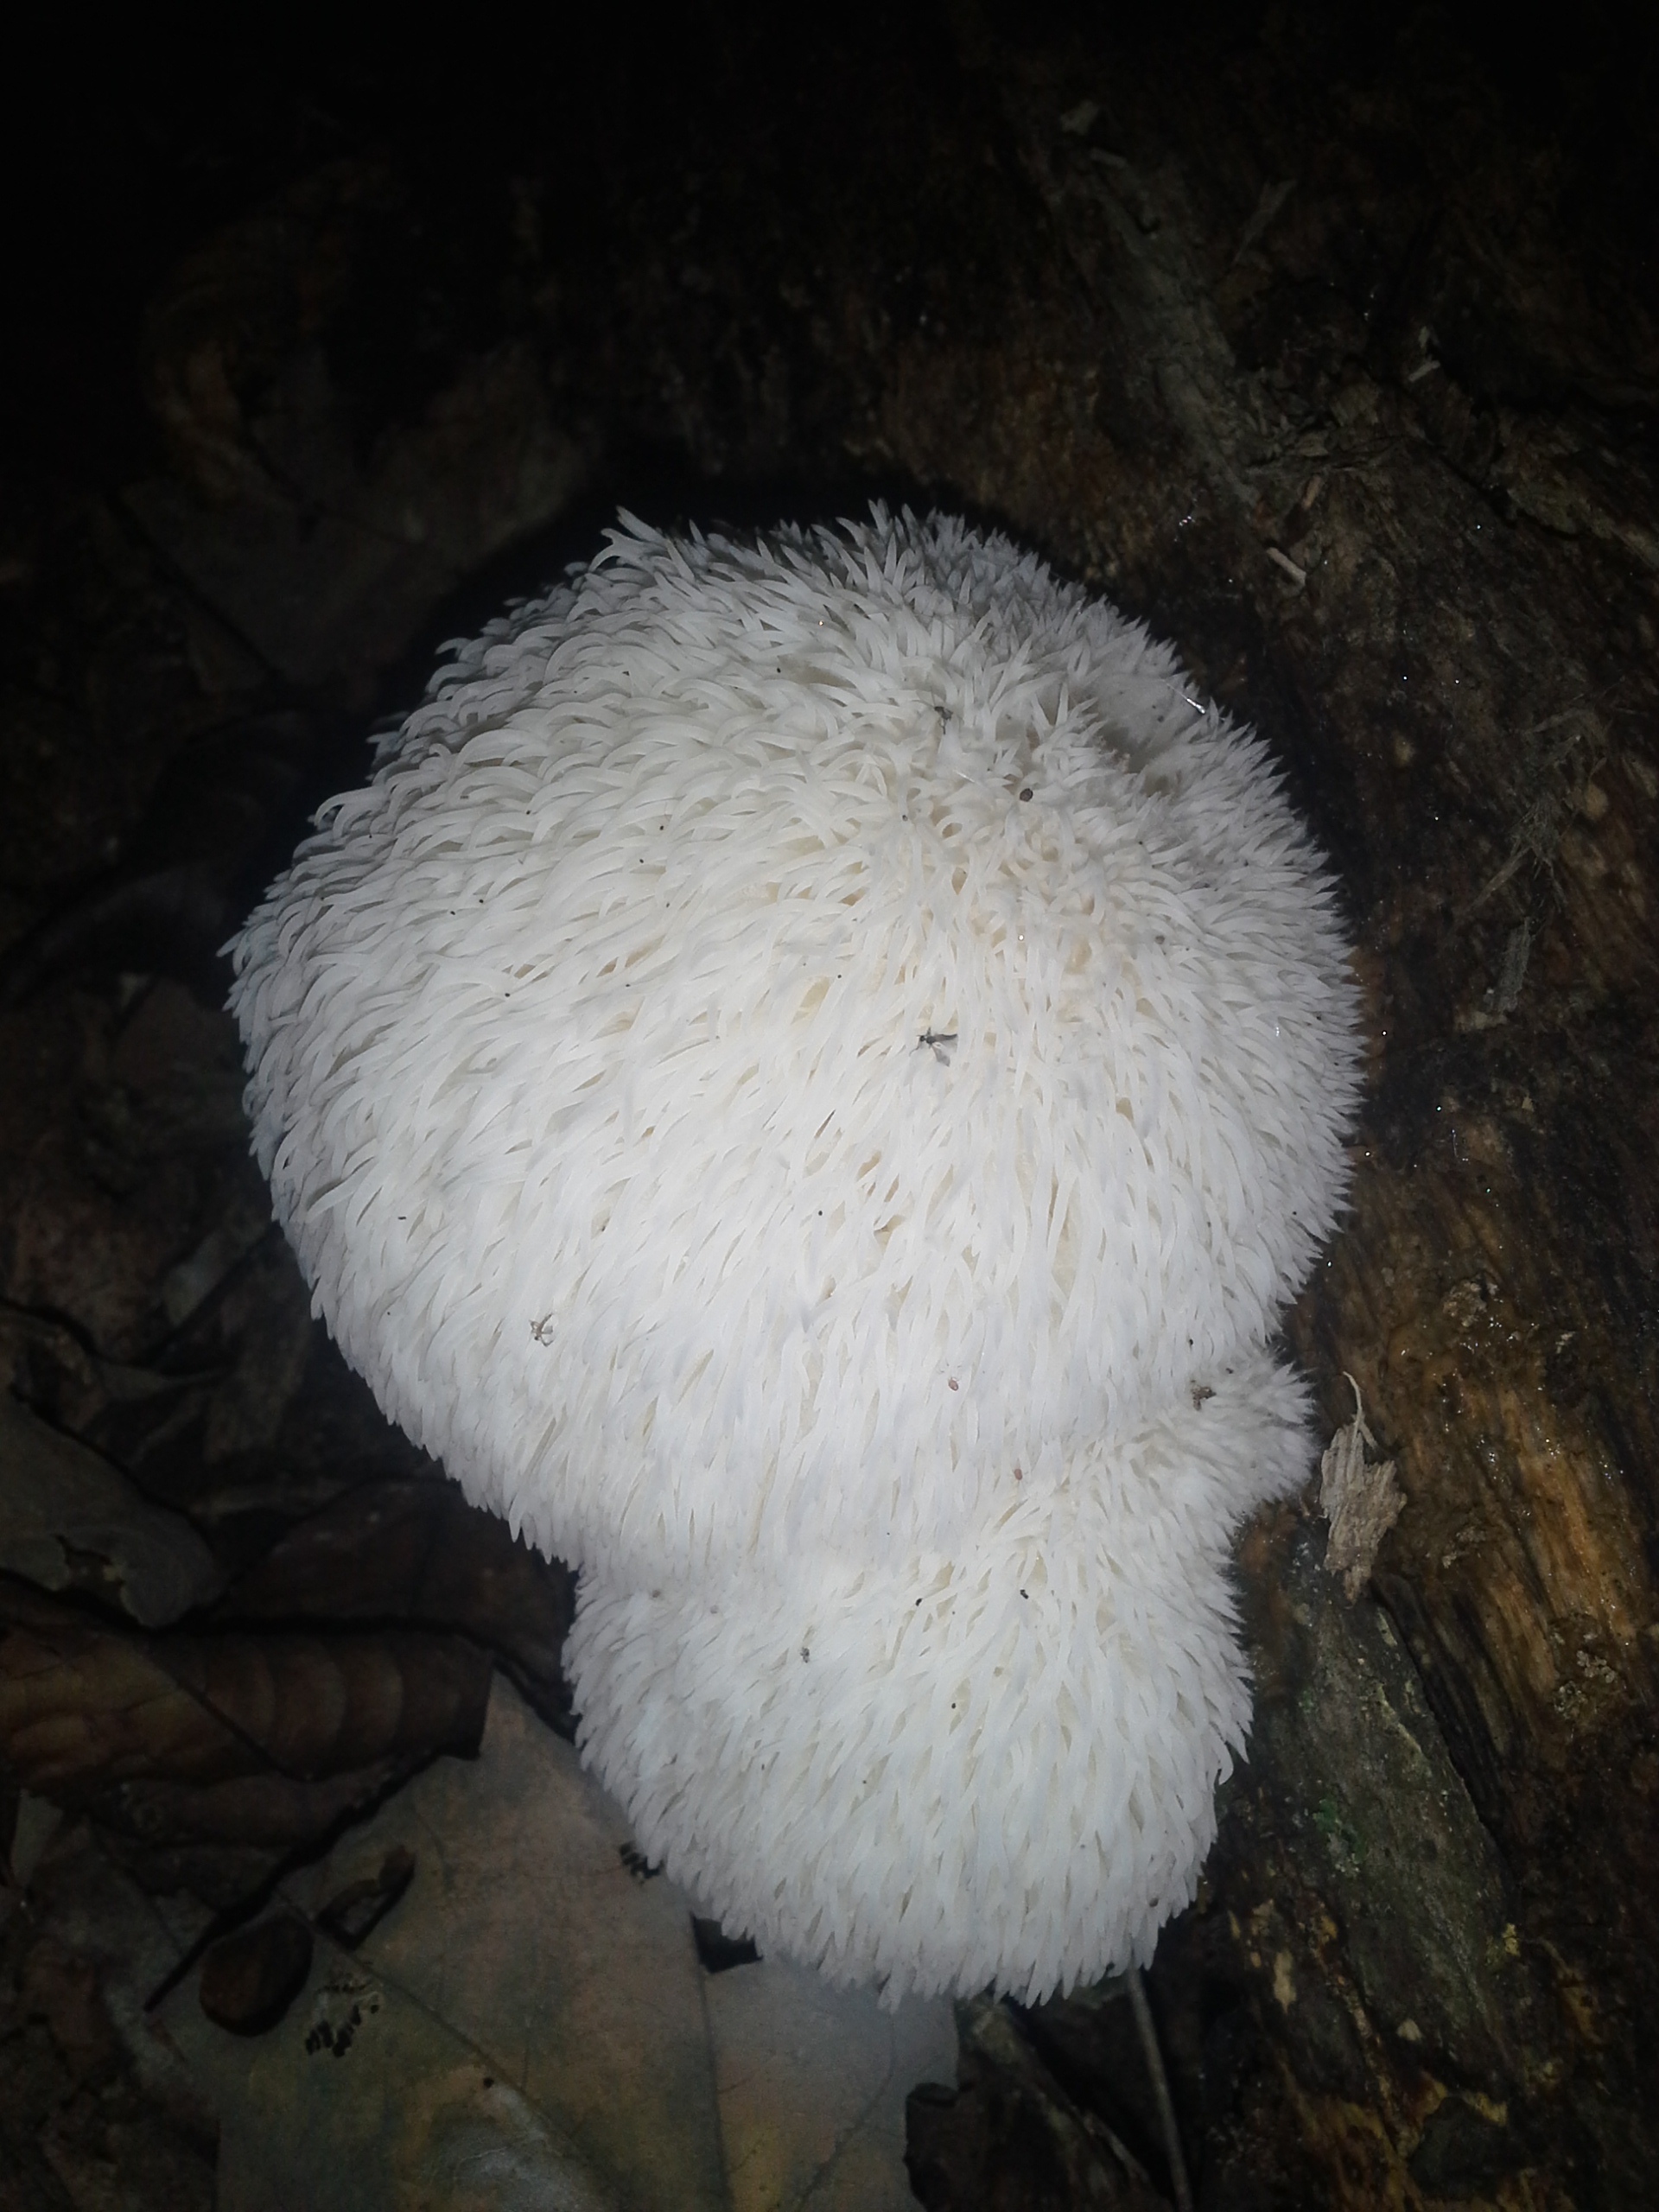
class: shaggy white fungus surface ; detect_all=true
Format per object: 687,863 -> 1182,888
230,509 -> 1361,2003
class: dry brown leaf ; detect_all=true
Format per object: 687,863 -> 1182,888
0,1391 -> 224,1628
226,1475 -> 575,1731
0,1577 -> 491,1847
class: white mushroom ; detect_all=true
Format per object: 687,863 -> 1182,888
230,508 -> 1361,2003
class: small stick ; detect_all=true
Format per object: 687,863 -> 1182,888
1128,1967 -> 1193,2212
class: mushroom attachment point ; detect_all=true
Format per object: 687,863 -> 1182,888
229,508 -> 1362,2005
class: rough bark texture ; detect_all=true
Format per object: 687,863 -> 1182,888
2,6 -> 1655,2203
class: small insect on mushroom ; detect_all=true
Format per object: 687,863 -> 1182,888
229,506 -> 1362,2007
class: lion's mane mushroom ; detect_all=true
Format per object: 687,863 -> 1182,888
230,510 -> 1361,2003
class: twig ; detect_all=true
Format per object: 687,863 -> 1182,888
1128,1967 -> 1193,2212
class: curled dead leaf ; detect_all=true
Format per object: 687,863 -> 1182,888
226,1476 -> 575,1732
0,1393 -> 224,1628
0,1577 -> 491,1847
1319,1375 -> 1406,1601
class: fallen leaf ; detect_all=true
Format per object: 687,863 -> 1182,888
0,1392 -> 224,1627
0,1577 -> 491,1849
160,1678 -> 957,2210
225,1475 -> 575,1732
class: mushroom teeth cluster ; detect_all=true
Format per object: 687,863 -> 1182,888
230,507 -> 1361,2005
